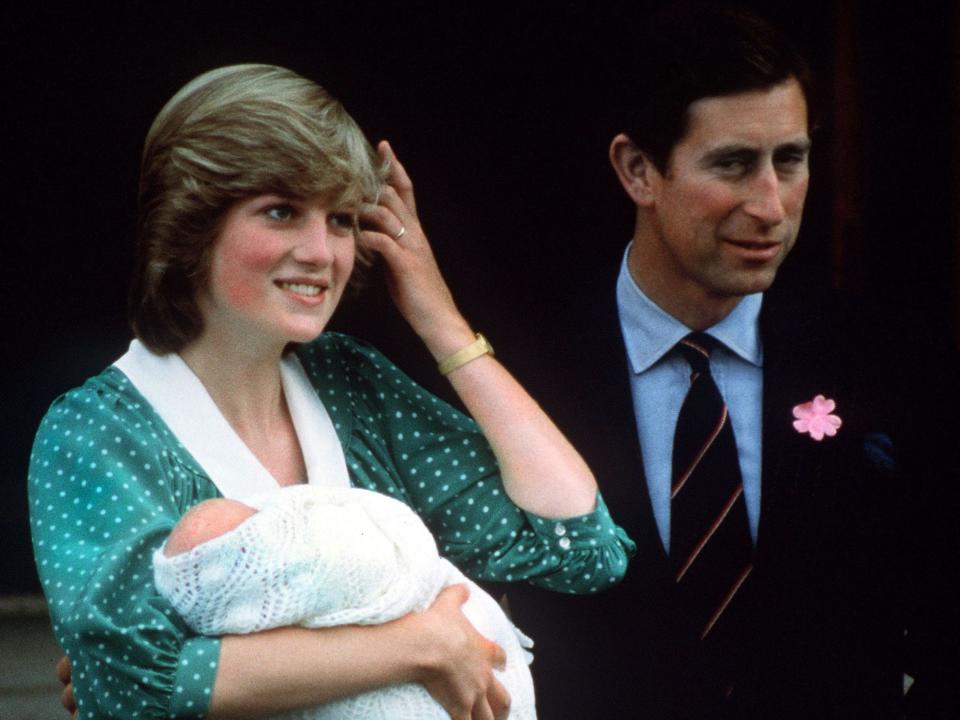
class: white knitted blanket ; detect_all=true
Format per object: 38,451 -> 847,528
153,484 -> 536,719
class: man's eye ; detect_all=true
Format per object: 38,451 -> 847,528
774,153 -> 807,169
265,205 -> 295,221
714,156 -> 750,172
330,212 -> 354,229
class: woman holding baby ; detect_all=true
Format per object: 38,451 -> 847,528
28,64 -> 632,719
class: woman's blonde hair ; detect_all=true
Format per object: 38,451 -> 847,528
130,63 -> 384,353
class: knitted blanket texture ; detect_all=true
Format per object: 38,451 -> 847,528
153,484 -> 536,719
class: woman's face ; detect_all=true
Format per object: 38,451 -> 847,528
199,194 -> 356,349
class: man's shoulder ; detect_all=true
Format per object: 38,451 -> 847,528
761,280 -> 863,340
760,281 -> 886,381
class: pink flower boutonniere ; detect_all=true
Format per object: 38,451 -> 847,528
792,394 -> 842,441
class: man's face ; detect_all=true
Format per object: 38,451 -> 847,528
639,78 -> 810,310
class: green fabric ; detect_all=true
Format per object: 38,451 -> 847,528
29,332 -> 634,719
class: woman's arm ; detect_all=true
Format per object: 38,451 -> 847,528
301,333 -> 633,593
56,586 -> 510,720
359,142 -> 596,519
163,491 -> 510,718
209,585 -> 509,720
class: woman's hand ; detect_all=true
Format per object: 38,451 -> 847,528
56,655 -> 77,718
406,584 -> 511,720
358,141 -> 475,361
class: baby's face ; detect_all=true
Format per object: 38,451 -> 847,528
164,498 -> 258,557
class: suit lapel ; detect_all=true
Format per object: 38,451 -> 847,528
756,289 -> 840,559
587,285 -> 668,569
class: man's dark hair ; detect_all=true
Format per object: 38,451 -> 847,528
618,2 -> 813,172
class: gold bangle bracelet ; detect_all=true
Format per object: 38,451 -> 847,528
437,333 -> 494,375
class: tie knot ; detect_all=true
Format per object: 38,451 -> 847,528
676,333 -> 716,375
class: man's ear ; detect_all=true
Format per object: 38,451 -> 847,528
609,133 -> 659,207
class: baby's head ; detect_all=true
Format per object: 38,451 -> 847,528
163,498 -> 257,557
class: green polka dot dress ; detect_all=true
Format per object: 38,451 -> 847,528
29,333 -> 635,718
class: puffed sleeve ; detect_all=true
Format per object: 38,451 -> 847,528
29,371 -> 221,719
307,335 -> 635,595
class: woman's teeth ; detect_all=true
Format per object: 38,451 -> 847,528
279,282 -> 322,296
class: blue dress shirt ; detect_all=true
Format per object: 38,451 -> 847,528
616,245 -> 764,552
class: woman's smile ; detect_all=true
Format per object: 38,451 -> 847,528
275,279 -> 329,304
277,280 -> 325,297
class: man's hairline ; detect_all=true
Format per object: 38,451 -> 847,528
652,75 -> 811,177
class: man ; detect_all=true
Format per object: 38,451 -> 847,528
506,4 -> 910,718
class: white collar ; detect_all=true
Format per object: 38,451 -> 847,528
114,339 -> 350,502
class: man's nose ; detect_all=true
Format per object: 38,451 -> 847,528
743,165 -> 787,225
293,216 -> 334,264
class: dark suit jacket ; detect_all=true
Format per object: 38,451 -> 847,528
504,279 -> 908,719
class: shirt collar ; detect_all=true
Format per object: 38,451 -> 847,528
616,243 -> 764,374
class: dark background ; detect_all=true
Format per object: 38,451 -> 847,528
3,1 -> 958,595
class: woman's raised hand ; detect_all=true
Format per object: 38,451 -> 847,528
358,141 -> 475,361
360,142 -> 597,521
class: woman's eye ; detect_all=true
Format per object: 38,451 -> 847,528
265,205 -> 295,221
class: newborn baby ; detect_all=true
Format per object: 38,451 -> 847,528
153,484 -> 536,720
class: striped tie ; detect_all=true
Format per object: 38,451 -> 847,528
671,333 -> 753,641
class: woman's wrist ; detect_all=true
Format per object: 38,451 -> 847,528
438,334 -> 494,376
418,317 -> 477,363
382,607 -> 442,684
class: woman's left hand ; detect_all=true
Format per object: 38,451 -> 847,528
358,141 -> 474,360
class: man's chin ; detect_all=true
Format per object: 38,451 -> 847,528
712,268 -> 780,298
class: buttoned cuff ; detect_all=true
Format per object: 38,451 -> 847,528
524,492 -> 636,559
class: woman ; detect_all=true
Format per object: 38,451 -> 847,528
29,64 -> 633,720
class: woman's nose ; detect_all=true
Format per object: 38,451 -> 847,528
292,216 -> 334,265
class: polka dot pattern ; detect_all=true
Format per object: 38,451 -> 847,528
29,372 -> 220,718
304,334 -> 633,593
29,332 -> 633,718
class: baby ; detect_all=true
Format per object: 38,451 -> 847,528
153,484 -> 536,720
